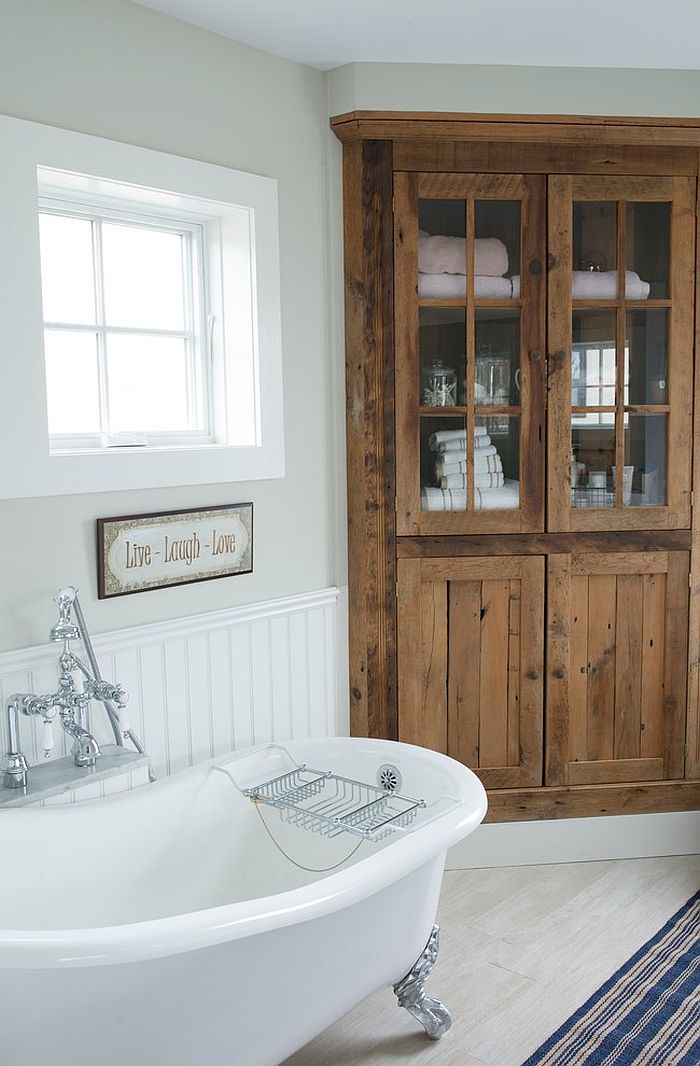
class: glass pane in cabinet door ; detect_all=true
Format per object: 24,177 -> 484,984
626,202 -> 670,299
418,200 -> 466,300
572,310 -> 616,407
421,414 -> 467,512
571,423 -> 615,509
474,201 -> 520,297
626,309 -> 669,406
419,308 -> 465,407
624,414 -> 667,507
475,309 -> 520,406
473,415 -> 520,511
573,202 -> 617,296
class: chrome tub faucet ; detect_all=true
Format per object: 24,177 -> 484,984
3,587 -> 147,791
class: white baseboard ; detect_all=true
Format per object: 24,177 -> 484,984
448,810 -> 700,869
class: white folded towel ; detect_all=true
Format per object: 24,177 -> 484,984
436,441 -> 497,457
510,270 -> 650,300
421,479 -> 520,512
474,479 -> 520,510
428,426 -> 487,449
419,234 -> 508,277
440,472 -> 505,490
418,274 -> 513,299
436,454 -> 503,477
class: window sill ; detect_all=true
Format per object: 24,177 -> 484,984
1,440 -> 285,500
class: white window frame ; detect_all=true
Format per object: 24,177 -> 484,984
0,114 -> 284,500
40,195 -> 212,450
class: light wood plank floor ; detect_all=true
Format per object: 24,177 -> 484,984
284,855 -> 700,1066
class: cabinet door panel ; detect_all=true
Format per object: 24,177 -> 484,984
547,175 -> 694,532
546,551 -> 689,786
398,555 -> 544,788
394,172 -> 546,535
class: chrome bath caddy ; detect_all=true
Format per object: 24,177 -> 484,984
243,765 -> 427,841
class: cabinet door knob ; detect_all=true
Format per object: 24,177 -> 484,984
553,667 -> 566,679
528,669 -> 540,680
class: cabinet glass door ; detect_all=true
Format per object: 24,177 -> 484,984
548,176 -> 694,531
394,173 -> 546,535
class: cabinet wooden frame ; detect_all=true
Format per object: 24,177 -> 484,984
547,174 -> 695,533
394,171 -> 546,535
334,113 -> 700,822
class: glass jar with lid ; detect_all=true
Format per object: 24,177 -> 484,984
421,359 -> 457,407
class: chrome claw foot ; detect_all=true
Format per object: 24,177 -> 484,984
393,924 -> 452,1040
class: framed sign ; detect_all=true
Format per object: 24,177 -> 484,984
97,503 -> 253,598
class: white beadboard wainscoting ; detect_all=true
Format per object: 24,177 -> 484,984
0,587 -> 344,787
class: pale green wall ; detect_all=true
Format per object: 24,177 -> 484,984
329,62 -> 700,116
0,0 -> 340,649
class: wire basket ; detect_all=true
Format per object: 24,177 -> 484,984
571,485 -> 615,508
243,765 -> 426,841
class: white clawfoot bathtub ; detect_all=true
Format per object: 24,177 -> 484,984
0,737 -> 487,1066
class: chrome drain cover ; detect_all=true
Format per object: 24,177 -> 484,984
377,763 -> 402,792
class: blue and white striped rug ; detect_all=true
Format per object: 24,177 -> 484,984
522,891 -> 700,1066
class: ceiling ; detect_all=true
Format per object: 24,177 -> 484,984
133,0 -> 700,71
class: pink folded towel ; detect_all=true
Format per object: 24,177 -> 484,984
419,234 -> 508,277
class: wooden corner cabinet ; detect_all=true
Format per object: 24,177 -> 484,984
333,112 -> 700,821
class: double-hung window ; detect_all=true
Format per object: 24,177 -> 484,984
0,114 -> 283,499
40,199 -> 211,450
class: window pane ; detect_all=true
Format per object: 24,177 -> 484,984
573,201 -> 617,279
626,309 -> 668,405
626,202 -> 669,299
44,329 -> 100,433
418,199 -> 466,299
39,213 -> 96,325
571,423 -> 615,508
102,223 -> 185,330
572,310 -> 617,411
475,200 -> 520,284
624,414 -> 667,507
420,308 -> 464,406
475,308 -> 520,406
106,334 -> 190,432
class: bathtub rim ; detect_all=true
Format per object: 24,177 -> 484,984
0,737 -> 487,969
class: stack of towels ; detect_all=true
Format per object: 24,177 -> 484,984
418,231 -> 513,299
417,230 -> 650,300
421,426 -> 520,511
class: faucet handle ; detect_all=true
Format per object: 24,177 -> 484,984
42,716 -> 55,759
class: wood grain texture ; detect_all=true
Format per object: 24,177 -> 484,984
331,112 -> 700,148
545,554 -> 571,785
663,552 -> 690,779
421,578 -> 448,753
392,141 -> 699,176
343,140 -> 398,740
614,575 -> 643,759
641,573 -> 666,760
484,780 -> 700,822
396,531 -> 692,557
686,156 -> 700,782
479,580 -> 511,768
546,175 -> 573,532
568,757 -> 663,785
448,581 -> 481,766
